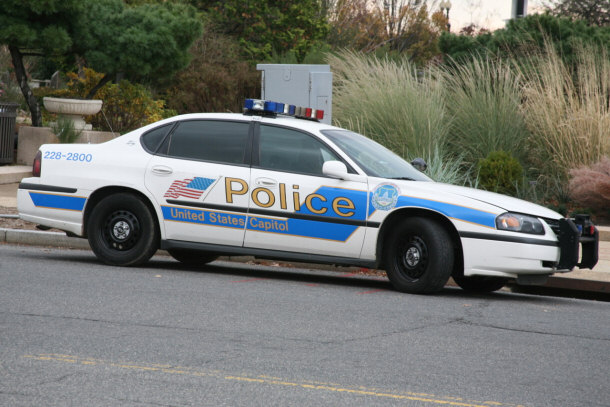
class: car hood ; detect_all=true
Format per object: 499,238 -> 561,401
420,182 -> 562,220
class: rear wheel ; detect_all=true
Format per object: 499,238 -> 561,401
87,193 -> 159,266
384,217 -> 454,294
453,275 -> 508,293
168,249 -> 218,266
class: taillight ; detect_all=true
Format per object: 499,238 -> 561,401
32,150 -> 42,177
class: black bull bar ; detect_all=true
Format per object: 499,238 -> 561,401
557,215 -> 599,270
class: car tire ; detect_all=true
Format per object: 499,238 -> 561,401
384,217 -> 454,294
87,193 -> 159,266
168,249 -> 218,266
453,275 -> 508,293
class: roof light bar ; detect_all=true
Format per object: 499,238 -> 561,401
244,98 -> 324,121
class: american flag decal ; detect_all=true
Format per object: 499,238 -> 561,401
164,177 -> 216,199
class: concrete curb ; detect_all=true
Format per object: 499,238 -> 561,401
545,276 -> 610,294
0,167 -> 32,185
0,227 -> 90,249
599,226 -> 610,242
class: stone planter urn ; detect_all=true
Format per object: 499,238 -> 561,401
43,97 -> 103,131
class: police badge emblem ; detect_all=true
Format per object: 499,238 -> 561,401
372,183 -> 400,211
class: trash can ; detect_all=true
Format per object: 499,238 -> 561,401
0,102 -> 18,164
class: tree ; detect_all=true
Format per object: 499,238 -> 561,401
546,0 -> 610,27
327,0 -> 446,64
387,4 -> 446,63
200,0 -> 328,62
0,0 -> 82,126
74,0 -> 202,97
327,0 -> 387,52
380,1 -> 445,50
459,23 -> 490,37
164,25 -> 260,114
439,13 -> 610,65
0,0 -> 201,127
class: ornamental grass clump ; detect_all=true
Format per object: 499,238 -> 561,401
51,116 -> 82,144
443,57 -> 529,164
423,145 -> 475,186
329,50 -> 451,161
522,42 -> 610,183
328,51 -> 472,184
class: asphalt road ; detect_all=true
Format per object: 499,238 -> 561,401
1,244 -> 609,407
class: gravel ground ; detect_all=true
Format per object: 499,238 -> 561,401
0,205 -> 65,233
0,205 -> 37,230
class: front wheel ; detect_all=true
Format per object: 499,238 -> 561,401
384,217 -> 454,294
87,193 -> 159,266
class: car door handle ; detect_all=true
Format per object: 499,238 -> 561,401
151,165 -> 173,175
255,177 -> 277,187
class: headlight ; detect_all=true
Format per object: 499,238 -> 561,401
496,213 -> 545,235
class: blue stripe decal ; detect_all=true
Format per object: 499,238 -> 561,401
269,185 -> 365,241
162,206 -> 247,229
29,192 -> 86,211
247,216 -> 357,241
162,205 -> 357,242
395,195 -> 496,228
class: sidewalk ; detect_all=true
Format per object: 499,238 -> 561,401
2,168 -> 609,297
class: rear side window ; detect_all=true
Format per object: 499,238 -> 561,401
141,123 -> 173,153
160,120 -> 250,164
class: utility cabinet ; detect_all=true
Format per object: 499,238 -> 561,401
256,64 -> 332,124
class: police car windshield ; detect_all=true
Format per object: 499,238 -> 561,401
322,130 -> 432,181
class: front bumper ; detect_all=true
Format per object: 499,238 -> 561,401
556,215 -> 599,270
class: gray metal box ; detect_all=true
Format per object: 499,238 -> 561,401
256,64 -> 332,124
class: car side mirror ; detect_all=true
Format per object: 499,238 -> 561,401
410,158 -> 427,172
322,161 -> 366,183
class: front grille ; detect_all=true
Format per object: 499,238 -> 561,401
542,218 -> 560,235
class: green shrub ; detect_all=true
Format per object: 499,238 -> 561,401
477,151 -> 523,195
89,80 -> 174,134
35,68 -> 172,133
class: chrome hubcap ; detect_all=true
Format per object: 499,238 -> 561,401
398,236 -> 429,280
405,246 -> 421,267
103,210 -> 140,251
112,221 -> 131,241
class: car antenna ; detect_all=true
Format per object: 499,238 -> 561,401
101,107 -> 116,138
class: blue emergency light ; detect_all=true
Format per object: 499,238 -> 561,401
244,98 -> 324,121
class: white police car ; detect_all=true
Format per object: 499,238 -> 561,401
17,99 -> 599,294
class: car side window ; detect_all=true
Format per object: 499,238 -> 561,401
161,120 -> 249,164
141,123 -> 173,153
258,125 -> 340,176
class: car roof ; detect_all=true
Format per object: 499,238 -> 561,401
134,112 -> 342,135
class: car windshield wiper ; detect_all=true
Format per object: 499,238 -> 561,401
390,176 -> 416,181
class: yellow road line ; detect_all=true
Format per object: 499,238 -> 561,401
23,354 -> 528,407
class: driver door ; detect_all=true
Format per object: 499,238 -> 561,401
243,123 -> 369,258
